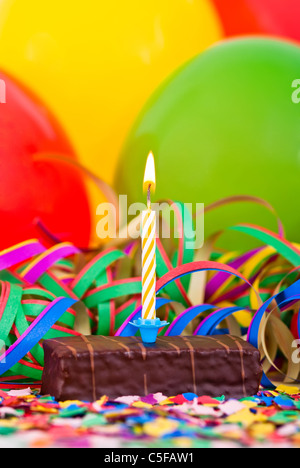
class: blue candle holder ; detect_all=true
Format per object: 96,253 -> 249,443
129,317 -> 169,344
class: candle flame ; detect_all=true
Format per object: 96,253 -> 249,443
143,151 -> 156,193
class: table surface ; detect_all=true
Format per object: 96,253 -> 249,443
0,385 -> 299,448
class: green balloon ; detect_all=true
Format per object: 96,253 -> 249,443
115,39 -> 300,249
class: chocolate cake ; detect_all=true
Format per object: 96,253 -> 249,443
41,334 -> 262,402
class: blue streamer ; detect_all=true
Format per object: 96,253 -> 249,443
0,297 -> 76,376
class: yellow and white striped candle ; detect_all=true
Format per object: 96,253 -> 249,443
141,208 -> 156,320
141,151 -> 156,320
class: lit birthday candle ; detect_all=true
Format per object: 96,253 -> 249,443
142,152 -> 156,320
130,151 -> 168,344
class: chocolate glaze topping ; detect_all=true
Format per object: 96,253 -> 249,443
41,334 -> 262,402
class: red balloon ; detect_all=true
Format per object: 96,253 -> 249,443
0,71 -> 91,250
212,0 -> 300,43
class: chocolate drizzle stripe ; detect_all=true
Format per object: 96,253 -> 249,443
157,337 -> 181,356
181,337 -> 197,394
144,374 -> 148,395
204,336 -> 230,354
131,337 -> 147,361
50,339 -> 78,359
80,336 -> 96,401
137,343 -> 147,361
229,336 -> 247,397
101,336 -> 131,357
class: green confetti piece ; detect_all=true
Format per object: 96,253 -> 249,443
0,426 -> 18,435
59,406 -> 87,418
214,395 -> 226,402
81,414 -> 106,427
269,411 -> 299,424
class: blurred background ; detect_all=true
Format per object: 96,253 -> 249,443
0,0 -> 299,251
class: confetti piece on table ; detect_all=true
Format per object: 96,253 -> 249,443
273,396 -> 296,408
59,400 -> 86,408
226,408 -> 268,427
158,398 -> 174,406
114,396 -> 139,405
0,407 -> 21,418
7,388 -> 32,397
182,393 -> 198,401
249,423 -> 275,439
151,393 -> 168,404
277,423 -> 299,437
31,405 -> 58,414
240,400 -> 259,409
174,401 -> 222,417
141,394 -> 159,405
59,406 -> 87,418
276,385 -> 300,395
143,417 -> 179,438
80,414 -> 106,428
131,401 -> 153,409
219,400 -> 246,415
170,395 -> 189,405
197,396 -> 220,405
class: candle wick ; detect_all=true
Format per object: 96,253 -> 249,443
147,184 -> 151,210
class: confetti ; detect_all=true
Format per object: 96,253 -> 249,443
276,385 -> 300,396
219,400 -> 246,416
7,388 -> 32,397
2,387 -> 300,447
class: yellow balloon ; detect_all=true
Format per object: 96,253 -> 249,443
0,0 -> 222,185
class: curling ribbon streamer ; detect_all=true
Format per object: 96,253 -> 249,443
0,240 -> 45,271
248,279 -> 300,388
0,297 -> 76,376
230,224 -> 300,267
21,243 -> 80,284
